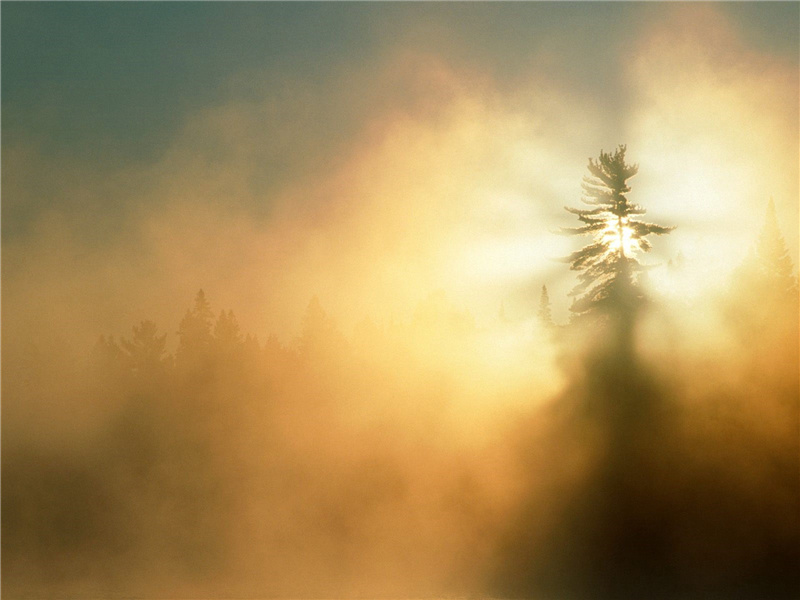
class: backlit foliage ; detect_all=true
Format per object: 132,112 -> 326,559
562,146 -> 674,316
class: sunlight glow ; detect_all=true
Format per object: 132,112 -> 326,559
602,217 -> 637,257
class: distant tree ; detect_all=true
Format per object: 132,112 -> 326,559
299,295 -> 335,358
748,198 -> 797,296
121,320 -> 168,374
241,333 -> 262,367
297,296 -> 353,368
263,333 -> 287,373
214,309 -> 243,355
538,285 -> 554,328
729,199 -> 799,346
176,289 -> 215,368
561,146 -> 673,319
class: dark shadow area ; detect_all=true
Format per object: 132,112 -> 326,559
491,269 -> 799,600
491,151 -> 799,600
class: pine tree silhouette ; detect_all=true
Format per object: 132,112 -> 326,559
751,198 -> 797,295
121,320 -> 168,374
214,309 -> 243,353
176,289 -> 215,368
562,146 -> 673,319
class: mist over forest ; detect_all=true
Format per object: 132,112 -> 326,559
3,194 -> 798,599
2,3 -> 799,600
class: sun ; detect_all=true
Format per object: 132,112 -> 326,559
602,217 -> 638,257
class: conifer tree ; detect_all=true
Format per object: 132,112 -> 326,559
562,146 -> 673,318
751,198 -> 797,295
214,309 -> 243,348
121,320 -> 167,374
729,198 -> 799,342
538,285 -> 554,328
176,289 -> 215,367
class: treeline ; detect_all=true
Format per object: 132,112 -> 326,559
3,289 -> 513,598
2,202 -> 798,599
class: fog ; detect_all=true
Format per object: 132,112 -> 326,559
3,245 -> 797,598
2,3 -> 798,599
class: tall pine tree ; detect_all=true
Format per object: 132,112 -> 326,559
562,146 -> 673,319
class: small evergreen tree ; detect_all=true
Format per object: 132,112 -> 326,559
214,309 -> 243,351
242,333 -> 261,363
562,146 -> 673,318
121,320 -> 168,374
538,285 -> 554,328
176,289 -> 215,367
750,198 -> 797,295
729,198 -> 799,344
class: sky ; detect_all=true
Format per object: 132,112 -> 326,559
2,2 -> 798,350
